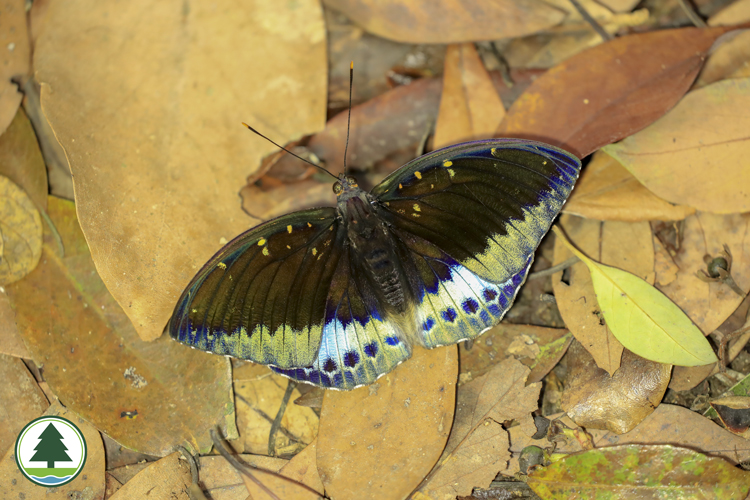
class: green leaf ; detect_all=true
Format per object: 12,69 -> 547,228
527,444 -> 750,499
552,226 -> 717,366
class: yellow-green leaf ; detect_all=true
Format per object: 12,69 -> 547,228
552,226 -> 717,366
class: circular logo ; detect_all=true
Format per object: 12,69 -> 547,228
14,416 -> 87,487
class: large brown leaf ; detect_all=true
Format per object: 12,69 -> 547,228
322,0 -> 565,44
5,197 -> 236,456
34,0 -> 328,340
0,0 -> 29,137
496,26 -> 732,158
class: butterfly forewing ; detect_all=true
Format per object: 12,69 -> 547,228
169,208 -> 343,368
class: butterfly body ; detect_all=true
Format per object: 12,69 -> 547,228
170,139 -> 581,390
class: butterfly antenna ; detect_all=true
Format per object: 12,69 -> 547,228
343,61 -> 354,176
241,122 -> 337,180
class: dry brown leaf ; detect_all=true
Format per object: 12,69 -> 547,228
200,454 -> 287,500
604,78 -> 750,213
0,354 -> 48,455
552,215 -> 656,374
0,175 -> 42,285
317,345 -> 457,500
598,0 -> 640,12
35,0 -> 327,341
278,439 -> 325,496
595,403 -> 750,465
0,290 -> 29,358
0,0 -> 30,137
694,30 -> 750,89
709,0 -> 750,26
457,323 -> 569,384
563,150 -> 696,221
0,109 -> 48,210
322,0 -> 566,44
561,342 -> 671,434
656,212 -> 750,390
497,27 -> 732,158
233,368 -> 319,456
0,402 -> 105,500
433,43 -> 505,149
242,449 -> 323,500
415,358 -> 540,500
5,196 -> 236,456
109,452 -> 191,500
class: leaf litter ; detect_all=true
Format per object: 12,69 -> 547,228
4,1 -> 750,499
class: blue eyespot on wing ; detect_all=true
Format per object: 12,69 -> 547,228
169,208 -> 343,369
272,248 -> 411,390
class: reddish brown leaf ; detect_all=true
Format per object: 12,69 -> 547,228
496,26 -> 733,158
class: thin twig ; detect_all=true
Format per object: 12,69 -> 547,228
676,0 -> 707,27
268,380 -> 297,456
489,42 -> 514,88
527,257 -> 579,281
719,324 -> 750,372
568,0 -> 612,41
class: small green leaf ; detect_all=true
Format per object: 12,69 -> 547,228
552,226 -> 717,366
527,444 -> 750,499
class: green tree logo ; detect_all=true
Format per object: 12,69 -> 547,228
30,423 -> 72,468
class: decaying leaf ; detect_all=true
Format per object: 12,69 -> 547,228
433,43 -> 505,149
497,27 -> 733,158
317,345 -> 457,500
322,0 -> 566,44
561,342 -> 671,434
416,358 -> 540,500
604,77 -> 750,214
553,215 -> 659,374
527,444 -> 750,499
563,150 -> 696,221
0,175 -> 42,285
5,197 -> 236,456
35,0 -> 328,341
108,452 -> 191,500
694,30 -> 750,89
554,226 -> 718,367
0,402 -> 106,500
0,0 -> 30,137
709,0 -> 750,26
0,109 -> 48,211
0,354 -> 48,456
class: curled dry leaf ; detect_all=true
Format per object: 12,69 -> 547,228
433,43 -> 505,149
317,345 -> 457,500
5,197 -> 236,456
321,0 -> 566,44
563,150 -> 696,221
604,78 -> 750,213
0,175 -> 42,286
711,396 -> 750,437
561,342 -> 671,434
554,225 -> 718,367
497,26 -> 733,158
527,444 -> 750,499
0,109 -> 48,210
552,215 -> 657,374
109,452 -> 191,500
709,0 -> 750,26
0,354 -> 48,456
34,0 -> 328,341
596,403 -> 750,465
658,212 -> 750,391
694,30 -> 750,89
0,0 -> 30,137
0,402 -> 105,500
416,358 -> 541,500
232,367 -> 319,456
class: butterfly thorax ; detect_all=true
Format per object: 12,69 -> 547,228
335,175 -> 409,312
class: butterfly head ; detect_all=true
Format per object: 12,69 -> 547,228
333,174 -> 360,201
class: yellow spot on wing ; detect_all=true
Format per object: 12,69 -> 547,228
413,204 -> 421,212
286,245 -> 291,249
262,247 -> 270,256
307,222 -> 312,227
491,148 -> 496,154
415,171 -> 422,179
312,248 -> 317,256
443,160 -> 453,167
258,238 -> 266,246
218,262 -> 227,270
192,308 -> 197,313
287,225 -> 292,233
448,168 -> 455,178
399,183 -> 403,189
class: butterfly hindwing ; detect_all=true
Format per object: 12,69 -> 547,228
169,208 -> 344,368
273,246 -> 411,389
373,139 -> 581,347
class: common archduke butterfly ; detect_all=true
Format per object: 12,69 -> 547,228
169,135 -> 581,390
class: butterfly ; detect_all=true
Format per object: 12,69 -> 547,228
169,138 -> 581,390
